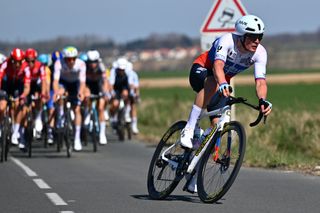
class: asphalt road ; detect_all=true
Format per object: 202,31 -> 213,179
1,134 -> 320,213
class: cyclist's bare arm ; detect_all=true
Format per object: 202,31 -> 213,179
102,77 -> 111,94
255,78 -> 267,100
255,78 -> 271,116
21,82 -> 30,98
78,81 -> 86,101
213,59 -> 226,85
213,59 -> 230,97
53,79 -> 60,95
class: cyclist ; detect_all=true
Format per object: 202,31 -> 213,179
38,53 -> 54,144
0,53 -> 9,124
0,53 -> 6,65
47,51 -> 63,143
53,46 -> 86,151
0,48 -> 31,149
126,61 -> 140,134
181,14 -> 272,149
21,48 -> 49,138
83,49 -> 111,144
79,52 -> 88,62
109,58 -> 131,127
181,14 -> 273,193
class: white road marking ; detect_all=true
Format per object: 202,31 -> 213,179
46,193 -> 68,206
33,178 -> 51,189
11,157 -> 74,211
10,157 -> 38,177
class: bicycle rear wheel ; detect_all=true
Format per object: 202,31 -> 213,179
147,120 -> 186,200
26,112 -> 34,158
4,117 -> 11,161
64,109 -> 73,158
0,127 -> 5,162
92,111 -> 98,152
197,121 -> 246,203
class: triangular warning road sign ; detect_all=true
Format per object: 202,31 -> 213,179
201,0 -> 247,34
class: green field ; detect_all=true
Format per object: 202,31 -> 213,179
138,83 -> 320,171
138,68 -> 320,79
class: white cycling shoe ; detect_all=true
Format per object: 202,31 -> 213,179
132,124 -> 139,135
180,127 -> 194,149
35,119 -> 43,132
18,143 -> 26,149
74,138 -> 82,151
99,134 -> 107,145
11,132 -> 20,145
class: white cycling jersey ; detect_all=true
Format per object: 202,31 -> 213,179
129,70 -> 139,87
209,33 -> 267,79
54,58 -> 86,83
109,63 -> 132,85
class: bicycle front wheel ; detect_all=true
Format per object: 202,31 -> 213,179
0,128 -> 5,162
197,121 -> 246,203
147,120 -> 186,200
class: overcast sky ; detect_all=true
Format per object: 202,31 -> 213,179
1,0 -> 319,43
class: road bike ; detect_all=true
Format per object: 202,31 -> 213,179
111,98 -> 132,141
82,94 -> 102,152
53,95 -> 74,158
0,95 -> 12,162
147,96 -> 266,203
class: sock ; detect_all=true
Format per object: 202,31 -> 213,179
132,117 -> 137,125
36,110 -> 42,121
13,124 -> 20,135
75,125 -> 81,141
185,105 -> 202,130
100,121 -> 106,136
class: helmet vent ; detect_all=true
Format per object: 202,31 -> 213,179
245,27 -> 255,32
257,24 -> 261,31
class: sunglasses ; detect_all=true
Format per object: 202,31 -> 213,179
26,58 -> 36,63
88,60 -> 98,64
246,33 -> 263,41
11,59 -> 23,65
65,57 -> 76,62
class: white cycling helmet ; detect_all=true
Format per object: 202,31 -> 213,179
235,15 -> 265,36
62,46 -> 78,58
87,50 -> 100,62
0,53 -> 7,64
117,58 -> 128,70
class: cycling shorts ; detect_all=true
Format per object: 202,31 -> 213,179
189,63 -> 213,93
59,79 -> 80,106
86,80 -> 102,95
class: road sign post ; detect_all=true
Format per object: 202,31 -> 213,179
200,0 -> 248,120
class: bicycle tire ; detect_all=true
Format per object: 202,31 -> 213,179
42,107 -> 48,148
4,117 -> 11,161
197,121 -> 246,203
126,122 -> 132,140
147,120 -> 187,200
65,109 -> 72,158
0,124 -> 5,162
26,112 -> 33,158
116,108 -> 126,141
92,110 -> 98,152
56,130 -> 62,152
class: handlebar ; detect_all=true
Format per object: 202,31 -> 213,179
227,96 -> 266,127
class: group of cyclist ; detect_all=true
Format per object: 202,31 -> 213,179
0,46 -> 140,152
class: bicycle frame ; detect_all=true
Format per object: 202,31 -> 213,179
160,105 -> 232,174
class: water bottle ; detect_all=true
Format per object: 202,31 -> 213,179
194,127 -> 212,150
193,124 -> 204,150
